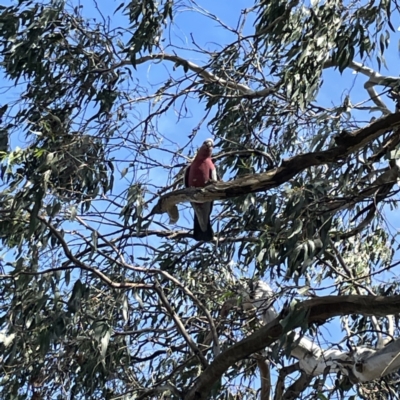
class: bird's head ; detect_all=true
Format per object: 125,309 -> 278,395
196,138 -> 214,159
203,138 -> 214,149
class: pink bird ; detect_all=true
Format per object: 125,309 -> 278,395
184,139 -> 218,241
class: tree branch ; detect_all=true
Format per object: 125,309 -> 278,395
325,58 -> 397,114
255,354 -> 271,400
158,270 -> 221,357
154,285 -> 209,369
274,364 -> 300,400
136,383 -> 183,400
184,294 -> 400,400
324,59 -> 400,88
369,126 -> 400,163
37,216 -> 151,290
364,82 -> 391,115
152,112 -> 400,217
282,371 -> 313,400
91,53 -> 277,97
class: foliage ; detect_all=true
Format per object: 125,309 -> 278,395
0,0 -> 400,399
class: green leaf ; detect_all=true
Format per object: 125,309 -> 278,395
121,167 -> 128,178
100,329 -> 111,359
288,220 -> 303,239
114,2 -> 125,14
67,279 -> 84,313
69,206 -> 77,220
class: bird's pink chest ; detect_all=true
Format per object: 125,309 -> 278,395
188,159 -> 214,187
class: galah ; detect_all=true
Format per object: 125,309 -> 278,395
184,138 -> 218,241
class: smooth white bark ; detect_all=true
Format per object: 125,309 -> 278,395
254,281 -> 399,382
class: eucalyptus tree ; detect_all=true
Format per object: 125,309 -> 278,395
1,0 -> 400,399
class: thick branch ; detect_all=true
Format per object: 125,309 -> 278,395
353,337 -> 400,381
282,371 -> 313,400
274,364 -> 300,400
349,60 -> 400,87
184,294 -> 400,400
153,112 -> 400,216
255,354 -> 271,400
369,126 -> 400,163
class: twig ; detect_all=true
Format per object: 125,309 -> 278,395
90,53 -> 277,97
36,216 -> 151,290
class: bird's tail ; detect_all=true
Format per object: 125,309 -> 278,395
193,214 -> 213,242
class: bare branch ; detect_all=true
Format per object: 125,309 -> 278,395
157,270 -> 221,356
154,285 -> 209,369
282,371 -> 313,400
348,60 -> 400,87
324,59 -> 400,88
274,364 -> 301,400
325,58 -> 398,114
37,216 -> 150,290
357,337 -> 400,380
364,82 -> 391,115
255,354 -> 271,400
91,53 -> 277,97
369,127 -> 400,163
